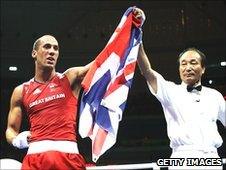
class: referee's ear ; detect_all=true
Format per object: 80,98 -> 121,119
201,67 -> 205,75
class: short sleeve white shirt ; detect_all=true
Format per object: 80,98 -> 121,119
147,71 -> 226,150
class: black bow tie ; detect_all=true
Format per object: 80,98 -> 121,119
187,85 -> 202,92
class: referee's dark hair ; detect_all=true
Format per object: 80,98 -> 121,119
178,47 -> 206,68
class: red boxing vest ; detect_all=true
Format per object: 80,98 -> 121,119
22,73 -> 78,142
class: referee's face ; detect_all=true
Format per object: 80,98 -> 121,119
179,50 -> 205,86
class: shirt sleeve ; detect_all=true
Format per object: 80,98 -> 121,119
217,93 -> 226,127
146,71 -> 174,106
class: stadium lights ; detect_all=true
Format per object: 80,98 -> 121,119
9,66 -> 18,71
220,61 -> 226,66
208,80 -> 213,84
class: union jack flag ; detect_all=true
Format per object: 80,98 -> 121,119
79,7 -> 145,162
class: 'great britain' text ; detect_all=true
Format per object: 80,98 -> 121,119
29,93 -> 65,108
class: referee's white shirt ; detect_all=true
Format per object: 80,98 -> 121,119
147,71 -> 226,154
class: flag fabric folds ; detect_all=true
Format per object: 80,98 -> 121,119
79,6 -> 145,162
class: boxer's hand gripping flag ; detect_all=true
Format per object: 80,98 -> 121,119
79,7 -> 145,162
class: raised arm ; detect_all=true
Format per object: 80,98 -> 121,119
64,61 -> 94,96
137,44 -> 157,93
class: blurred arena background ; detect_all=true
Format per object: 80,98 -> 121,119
1,0 -> 225,166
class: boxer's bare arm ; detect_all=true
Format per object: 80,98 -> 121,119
6,85 -> 23,144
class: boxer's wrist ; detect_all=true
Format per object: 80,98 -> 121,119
12,131 -> 30,149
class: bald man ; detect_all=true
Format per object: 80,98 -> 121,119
6,35 -> 92,170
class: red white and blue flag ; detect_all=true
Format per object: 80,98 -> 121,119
79,7 -> 145,162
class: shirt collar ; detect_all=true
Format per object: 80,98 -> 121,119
181,81 -> 202,91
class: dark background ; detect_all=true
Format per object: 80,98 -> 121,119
1,0 -> 225,166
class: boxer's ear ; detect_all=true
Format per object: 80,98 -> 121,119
32,50 -> 37,60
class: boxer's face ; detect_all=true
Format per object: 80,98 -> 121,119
179,50 -> 205,86
32,35 -> 59,70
